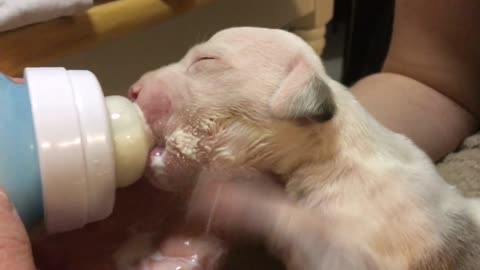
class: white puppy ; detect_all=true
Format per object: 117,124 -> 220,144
131,27 -> 480,270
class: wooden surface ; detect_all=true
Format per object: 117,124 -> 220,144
289,0 -> 334,55
0,0 -> 215,76
0,0 -> 333,76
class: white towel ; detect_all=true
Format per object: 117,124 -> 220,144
0,0 -> 93,32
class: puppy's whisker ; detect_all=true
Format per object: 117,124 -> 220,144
205,184 -> 223,235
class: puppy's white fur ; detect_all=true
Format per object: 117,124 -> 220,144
134,27 -> 480,269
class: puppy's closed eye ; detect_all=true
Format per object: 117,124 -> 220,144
193,56 -> 217,63
188,55 -> 230,74
190,56 -> 218,69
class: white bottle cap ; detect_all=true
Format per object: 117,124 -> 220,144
25,67 -> 116,233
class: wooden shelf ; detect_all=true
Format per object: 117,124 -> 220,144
0,0 -> 215,76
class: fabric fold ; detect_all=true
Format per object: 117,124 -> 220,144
0,0 -> 93,32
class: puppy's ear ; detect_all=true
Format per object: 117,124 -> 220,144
270,57 -> 336,123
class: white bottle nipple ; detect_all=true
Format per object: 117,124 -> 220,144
105,96 -> 154,188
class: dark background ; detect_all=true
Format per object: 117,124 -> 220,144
324,0 -> 395,86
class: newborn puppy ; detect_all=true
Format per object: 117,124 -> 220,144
131,27 -> 480,269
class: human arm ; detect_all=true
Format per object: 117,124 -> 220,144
351,0 -> 480,161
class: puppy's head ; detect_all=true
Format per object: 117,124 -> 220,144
132,27 -> 338,190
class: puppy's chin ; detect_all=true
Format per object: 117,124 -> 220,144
145,146 -> 200,192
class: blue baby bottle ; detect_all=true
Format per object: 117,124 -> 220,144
0,67 -> 154,234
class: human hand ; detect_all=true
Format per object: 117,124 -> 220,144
0,187 -> 36,270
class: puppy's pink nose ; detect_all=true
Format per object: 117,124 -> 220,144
133,81 -> 172,127
128,84 -> 142,101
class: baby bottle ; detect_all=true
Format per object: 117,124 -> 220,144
0,67 -> 154,234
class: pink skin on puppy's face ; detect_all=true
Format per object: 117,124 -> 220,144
130,67 -> 201,191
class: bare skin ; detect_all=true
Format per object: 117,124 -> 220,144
0,187 -> 35,270
352,0 -> 480,161
0,0 -> 479,269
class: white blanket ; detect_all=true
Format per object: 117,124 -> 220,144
437,132 -> 480,197
0,0 -> 93,32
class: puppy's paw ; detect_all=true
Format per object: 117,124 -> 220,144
135,235 -> 226,270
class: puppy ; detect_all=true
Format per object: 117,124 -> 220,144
131,27 -> 480,269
